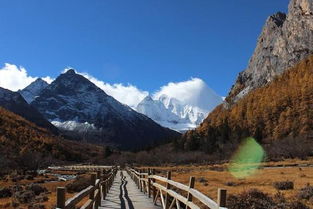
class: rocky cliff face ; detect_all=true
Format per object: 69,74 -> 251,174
19,78 -> 48,103
227,0 -> 313,103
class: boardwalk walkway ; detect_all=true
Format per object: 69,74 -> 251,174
100,170 -> 161,209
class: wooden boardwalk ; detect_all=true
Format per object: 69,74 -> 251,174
100,170 -> 161,209
53,166 -> 227,209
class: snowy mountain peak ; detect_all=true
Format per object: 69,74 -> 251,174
142,95 -> 154,102
136,81 -> 223,132
31,71 -> 179,149
19,78 -> 49,103
64,69 -> 76,75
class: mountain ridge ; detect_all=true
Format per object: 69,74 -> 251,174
19,78 -> 48,103
31,69 -> 180,150
0,87 -> 58,134
227,0 -> 313,103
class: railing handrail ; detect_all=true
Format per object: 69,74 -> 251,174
127,167 -> 227,209
55,166 -> 118,209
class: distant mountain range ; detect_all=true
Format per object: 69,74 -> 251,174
25,70 -> 180,150
18,72 -> 223,133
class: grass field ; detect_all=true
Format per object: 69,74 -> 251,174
141,158 -> 313,208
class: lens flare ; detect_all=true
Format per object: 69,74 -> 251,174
228,137 -> 265,179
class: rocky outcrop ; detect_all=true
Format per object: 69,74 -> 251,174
19,78 -> 48,103
227,0 -> 313,103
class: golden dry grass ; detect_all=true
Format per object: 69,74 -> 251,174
141,158 -> 313,208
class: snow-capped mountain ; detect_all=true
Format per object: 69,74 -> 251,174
136,96 -> 192,131
19,78 -> 48,103
31,69 -> 180,149
136,84 -> 223,132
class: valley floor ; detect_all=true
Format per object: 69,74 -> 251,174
1,158 -> 313,208
141,158 -> 313,208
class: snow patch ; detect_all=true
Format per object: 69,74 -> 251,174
51,120 -> 98,131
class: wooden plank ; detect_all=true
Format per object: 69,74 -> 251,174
152,182 -> 200,209
153,189 -> 160,205
160,189 -> 165,209
169,198 -> 176,209
165,171 -> 171,209
150,174 -> 221,209
190,188 -> 219,209
185,177 -> 195,209
127,168 -> 228,209
65,186 -> 94,209
80,199 -> 93,209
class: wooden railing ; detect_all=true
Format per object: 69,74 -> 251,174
127,167 -> 227,209
49,165 -> 112,171
55,166 -> 117,209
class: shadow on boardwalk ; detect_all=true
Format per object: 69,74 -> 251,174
100,171 -> 161,209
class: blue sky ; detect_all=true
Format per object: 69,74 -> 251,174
0,0 -> 289,96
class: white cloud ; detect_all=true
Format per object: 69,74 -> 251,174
0,63 -> 55,91
78,72 -> 149,109
42,76 -> 54,84
153,78 -> 222,111
0,65 -> 221,113
0,63 -> 37,91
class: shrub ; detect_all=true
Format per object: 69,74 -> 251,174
273,181 -> 294,190
26,184 -> 47,196
0,187 -> 12,198
13,190 -> 35,204
228,189 -> 310,209
198,177 -> 208,183
273,201 -> 309,209
66,175 -> 90,193
297,185 -> 313,200
227,189 -> 274,209
225,181 -> 238,186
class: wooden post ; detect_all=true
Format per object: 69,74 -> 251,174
102,181 -> 107,200
218,188 -> 227,207
97,170 -> 101,180
148,168 -> 151,198
152,169 -> 156,205
165,171 -> 171,209
95,171 -> 101,209
185,176 -> 195,209
142,169 -> 146,194
137,170 -> 140,189
89,173 -> 96,200
140,169 -> 143,192
56,187 -> 65,209
95,188 -> 101,209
